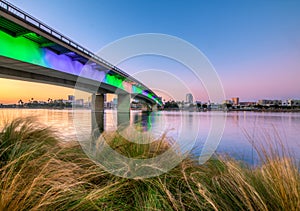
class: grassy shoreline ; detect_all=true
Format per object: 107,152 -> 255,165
0,118 -> 299,210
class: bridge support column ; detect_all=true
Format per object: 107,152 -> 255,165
91,93 -> 104,138
141,103 -> 157,112
117,94 -> 130,129
152,104 -> 158,112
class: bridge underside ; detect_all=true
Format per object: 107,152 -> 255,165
0,55 -> 156,105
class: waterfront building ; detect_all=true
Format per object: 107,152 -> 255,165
186,93 -> 193,104
232,97 -> 239,106
258,99 -> 282,106
239,102 -> 256,107
209,103 -> 223,110
223,100 -> 233,105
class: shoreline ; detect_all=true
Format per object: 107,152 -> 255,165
1,107 -> 300,113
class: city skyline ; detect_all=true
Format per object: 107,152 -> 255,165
1,88 -> 300,106
0,0 -> 300,103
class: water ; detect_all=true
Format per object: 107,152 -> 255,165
1,109 -> 299,164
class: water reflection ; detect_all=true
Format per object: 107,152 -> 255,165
132,112 -> 153,132
1,109 -> 300,164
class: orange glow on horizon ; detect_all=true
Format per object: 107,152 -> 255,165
0,78 -> 75,104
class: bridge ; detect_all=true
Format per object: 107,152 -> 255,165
0,1 -> 161,132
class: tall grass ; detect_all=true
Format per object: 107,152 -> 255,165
0,118 -> 299,210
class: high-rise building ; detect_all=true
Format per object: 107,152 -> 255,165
186,93 -> 193,104
232,97 -> 239,106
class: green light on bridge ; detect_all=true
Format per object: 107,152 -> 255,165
104,74 -> 125,90
0,31 -> 48,67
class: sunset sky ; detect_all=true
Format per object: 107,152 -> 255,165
1,0 -> 300,104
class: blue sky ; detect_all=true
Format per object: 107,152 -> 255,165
4,0 -> 300,102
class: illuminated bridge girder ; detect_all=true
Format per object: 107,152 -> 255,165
0,0 -> 162,106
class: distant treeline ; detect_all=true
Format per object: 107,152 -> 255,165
0,99 -> 73,109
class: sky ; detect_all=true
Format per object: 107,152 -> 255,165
0,0 -> 300,104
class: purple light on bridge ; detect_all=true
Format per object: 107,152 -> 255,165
44,48 -> 83,76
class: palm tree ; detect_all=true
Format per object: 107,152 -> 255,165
18,99 -> 24,107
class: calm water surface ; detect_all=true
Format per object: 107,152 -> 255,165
1,109 -> 299,164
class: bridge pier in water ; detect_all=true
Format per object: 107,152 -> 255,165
91,93 -> 131,136
117,94 -> 131,129
91,93 -> 104,138
91,93 -> 157,137
152,104 -> 158,111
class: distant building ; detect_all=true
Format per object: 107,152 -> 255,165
209,103 -> 222,110
68,95 -> 75,101
258,99 -> 282,106
232,97 -> 239,106
112,98 -> 118,108
75,99 -> 84,107
288,99 -> 300,107
104,101 -> 111,109
186,93 -> 193,104
222,100 -> 233,105
176,101 -> 184,109
239,102 -> 256,107
282,100 -> 289,107
258,99 -> 267,105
